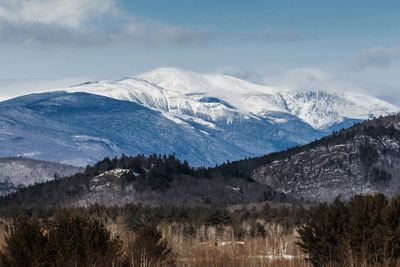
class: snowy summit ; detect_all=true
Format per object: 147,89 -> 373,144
67,67 -> 399,130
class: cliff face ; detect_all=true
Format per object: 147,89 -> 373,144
252,115 -> 400,201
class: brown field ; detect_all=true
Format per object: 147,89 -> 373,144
107,217 -> 309,267
0,214 -> 309,267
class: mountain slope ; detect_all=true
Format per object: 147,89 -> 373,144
0,157 -> 82,195
250,115 -> 400,201
3,115 -> 400,206
0,92 -> 237,167
0,91 -> 320,167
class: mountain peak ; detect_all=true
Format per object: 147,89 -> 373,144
63,67 -> 400,130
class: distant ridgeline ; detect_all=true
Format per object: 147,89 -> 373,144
1,114 -> 400,207
0,157 -> 83,196
198,114 -> 400,201
249,114 -> 400,201
216,114 -> 400,178
0,154 -> 287,208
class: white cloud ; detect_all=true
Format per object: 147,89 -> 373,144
0,0 -> 117,28
263,68 -> 340,91
261,68 -> 400,106
284,68 -> 332,84
215,66 -> 264,83
352,45 -> 400,70
0,0 -> 212,47
115,18 -> 212,46
0,77 -> 91,100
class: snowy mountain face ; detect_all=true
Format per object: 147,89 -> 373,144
68,68 -> 399,131
0,68 -> 398,168
0,91 -> 319,167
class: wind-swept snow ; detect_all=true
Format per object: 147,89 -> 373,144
67,67 -> 399,130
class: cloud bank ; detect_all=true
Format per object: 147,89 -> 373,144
0,0 -> 212,47
353,45 -> 400,70
261,67 -> 400,106
0,77 -> 90,100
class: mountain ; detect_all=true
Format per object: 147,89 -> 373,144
70,67 -> 399,131
0,91 -> 249,167
0,157 -> 82,195
247,115 -> 400,201
0,155 -> 287,208
3,115 -> 400,207
0,67 -> 398,167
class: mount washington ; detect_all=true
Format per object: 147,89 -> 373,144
0,67 -> 398,167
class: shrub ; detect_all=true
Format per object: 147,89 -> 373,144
0,212 -> 125,267
128,226 -> 174,267
47,211 -> 124,267
0,217 -> 49,267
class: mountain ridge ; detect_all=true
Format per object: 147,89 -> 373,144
0,157 -> 83,195
64,67 -> 399,131
0,154 -> 288,208
3,114 -> 400,207
0,67 -> 398,167
249,114 -> 400,201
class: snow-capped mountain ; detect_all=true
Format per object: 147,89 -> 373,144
68,67 -> 399,131
0,67 -> 398,167
0,91 -> 319,167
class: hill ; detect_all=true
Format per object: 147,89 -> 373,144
0,157 -> 82,195
0,154 -> 287,208
247,115 -> 400,201
3,115 -> 400,206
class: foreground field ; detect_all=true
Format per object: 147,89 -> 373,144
94,220 -> 309,267
160,225 -> 307,267
2,194 -> 399,267
0,204 -> 308,267
0,217 -> 308,267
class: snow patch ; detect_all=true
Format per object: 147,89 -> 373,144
96,169 -> 130,178
17,151 -> 41,157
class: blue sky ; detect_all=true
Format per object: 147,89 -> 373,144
124,0 -> 398,37
0,0 -> 399,104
